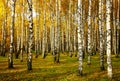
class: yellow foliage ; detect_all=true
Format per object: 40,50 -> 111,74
0,0 -> 4,18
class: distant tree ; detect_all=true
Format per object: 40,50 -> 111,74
16,13 -> 21,59
35,1 -> 40,58
68,0 -> 72,57
87,0 -> 92,65
54,0 -> 61,63
1,18 -> 6,56
1,0 -> 8,57
99,0 -> 105,70
8,0 -> 16,68
20,0 -> 25,62
116,0 -> 120,56
42,0 -> 47,59
49,0 -> 55,56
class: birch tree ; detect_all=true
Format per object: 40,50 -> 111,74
16,13 -> 21,58
42,0 -> 47,58
8,0 -> 16,68
69,0 -> 72,57
1,0 -> 8,56
66,16 -> 69,52
1,19 -> 6,56
27,0 -> 33,70
20,0 -> 25,62
118,0 -> 120,54
99,0 -> 105,70
116,0 -> 119,57
106,0 -> 112,78
78,0 -> 84,76
54,0 -> 60,63
112,0 -> 117,56
35,1 -> 40,58
49,0 -> 55,55
87,0 -> 92,64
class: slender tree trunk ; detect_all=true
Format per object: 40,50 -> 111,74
106,0 -> 112,78
50,0 -> 55,55
16,13 -> 21,59
87,0 -> 92,64
25,26 -> 28,54
99,0 -> 105,70
116,0 -> 120,56
94,1 -> 98,54
82,1 -> 86,58
1,0 -> 8,56
35,2 -> 40,58
37,3 -> 40,56
39,7 -> 42,54
66,17 -> 69,52
113,8 -> 117,56
42,0 -> 47,59
54,0 -> 60,63
61,22 -> 64,53
78,0 -> 84,76
20,0 -> 25,62
74,3 -> 78,57
57,0 -> 61,62
1,19 -> 6,56
69,0 -> 72,57
27,0 -> 33,70
8,0 -> 16,69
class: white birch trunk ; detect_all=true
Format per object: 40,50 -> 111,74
27,0 -> 33,70
78,0 -> 83,76
87,0 -> 92,64
20,0 -> 25,62
42,0 -> 47,58
16,13 -> 21,58
69,0 -> 72,57
54,0 -> 60,63
50,1 -> 55,54
1,19 -> 6,56
99,0 -> 105,70
8,0 -> 16,68
106,0 -> 112,78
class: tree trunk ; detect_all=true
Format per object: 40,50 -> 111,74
1,0 -> 8,56
68,0 -> 72,57
99,0 -> 105,70
54,0 -> 61,63
27,0 -> 33,70
77,0 -> 84,76
42,0 -> 47,59
106,0 -> 112,78
66,17 -> 69,52
20,0 -> 25,62
1,20 -> 6,56
116,0 -> 120,56
35,2 -> 40,58
8,0 -> 16,69
87,0 -> 92,65
16,13 -> 21,59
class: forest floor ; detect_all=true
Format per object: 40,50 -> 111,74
0,52 -> 120,81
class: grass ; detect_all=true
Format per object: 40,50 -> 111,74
0,52 -> 120,81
